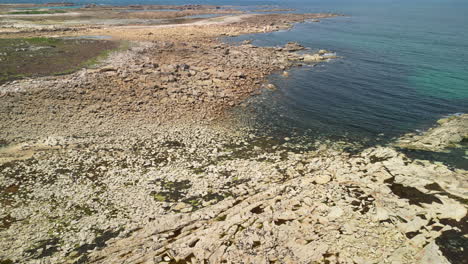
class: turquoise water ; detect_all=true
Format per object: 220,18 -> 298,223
227,0 -> 468,142
1,0 -> 467,143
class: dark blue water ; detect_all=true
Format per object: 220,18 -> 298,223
227,0 -> 468,142
2,0 -> 467,143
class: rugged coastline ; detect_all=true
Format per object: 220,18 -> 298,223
0,4 -> 467,264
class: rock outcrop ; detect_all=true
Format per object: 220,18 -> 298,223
2,123 -> 465,264
396,114 -> 468,152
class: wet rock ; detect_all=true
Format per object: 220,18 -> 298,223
321,52 -> 338,59
303,54 -> 323,62
284,42 -> 305,52
396,114 -> 468,151
160,64 -> 179,73
173,202 -> 188,211
318,49 -> 328,55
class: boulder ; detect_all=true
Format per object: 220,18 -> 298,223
99,66 -> 117,72
327,206 -> 344,220
396,114 -> 468,151
373,206 -> 390,222
318,49 -> 328,55
321,53 -> 338,59
314,174 -> 331,184
303,54 -> 323,62
266,84 -> 276,90
173,202 -> 188,211
160,64 -> 179,73
284,42 -> 305,52
419,241 -> 451,264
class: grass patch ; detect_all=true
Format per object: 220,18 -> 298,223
0,74 -> 25,84
215,215 -> 227,221
0,37 -> 127,84
25,37 -> 61,45
55,40 -> 130,75
153,194 -> 166,202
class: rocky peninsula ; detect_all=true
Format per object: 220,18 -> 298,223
0,4 -> 466,264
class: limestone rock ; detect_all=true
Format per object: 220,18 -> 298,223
284,42 -> 305,52
318,49 -> 328,55
396,114 -> 468,152
373,206 -> 390,222
436,200 -> 467,221
173,202 -> 188,211
420,241 -> 451,264
314,174 -> 331,184
303,54 -> 323,62
327,206 -> 344,220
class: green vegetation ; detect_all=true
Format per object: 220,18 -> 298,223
215,215 -> 227,221
0,74 -> 25,84
8,10 -> 67,15
0,37 -> 125,84
25,37 -> 61,45
153,193 -> 166,202
56,40 -> 130,75
184,198 -> 201,208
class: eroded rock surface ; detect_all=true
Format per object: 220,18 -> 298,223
1,124 -> 466,263
83,142 -> 466,264
396,114 -> 468,152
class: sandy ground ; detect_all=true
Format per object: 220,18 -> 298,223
0,12 -> 82,18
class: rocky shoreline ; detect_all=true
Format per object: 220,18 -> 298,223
1,120 -> 466,264
0,5 -> 467,264
396,114 -> 468,152
0,8 -> 339,143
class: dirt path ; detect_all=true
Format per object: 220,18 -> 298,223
0,12 -> 81,18
108,14 -> 255,30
